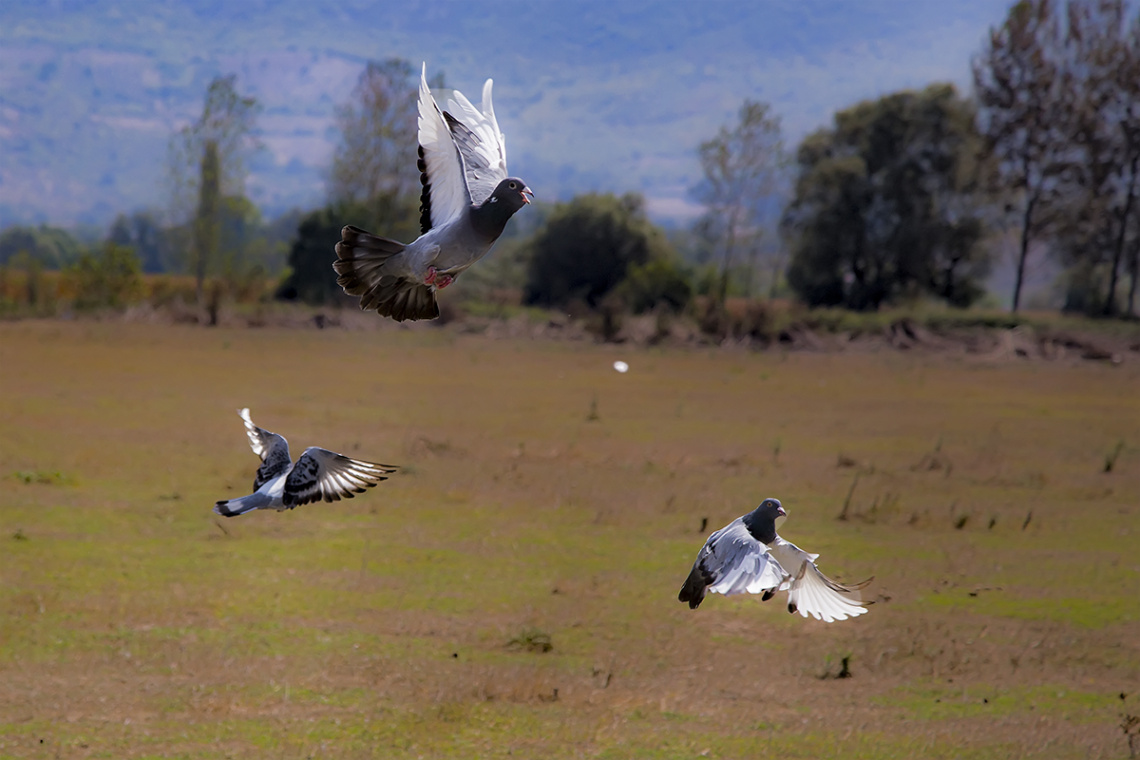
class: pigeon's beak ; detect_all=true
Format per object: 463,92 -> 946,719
521,186 -> 534,205
777,506 -> 787,518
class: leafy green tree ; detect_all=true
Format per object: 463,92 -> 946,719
278,202 -> 374,306
784,84 -> 990,310
217,195 -> 271,277
2,252 -> 51,312
617,258 -> 693,314
523,193 -> 676,309
263,209 -> 306,274
0,225 -> 83,269
691,100 -> 786,301
973,0 -> 1069,313
168,74 -> 260,304
107,210 -> 170,273
70,242 -> 144,311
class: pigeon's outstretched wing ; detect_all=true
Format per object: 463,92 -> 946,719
417,64 -> 471,234
337,64 -> 529,324
444,78 -> 508,206
768,539 -> 872,623
239,408 -> 292,490
282,447 -> 398,508
678,519 -> 788,609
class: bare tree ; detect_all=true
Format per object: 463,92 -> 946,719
168,74 -> 260,305
1063,0 -> 1140,315
691,100 -> 786,301
973,0 -> 1071,313
1111,9 -> 1140,316
328,58 -> 429,237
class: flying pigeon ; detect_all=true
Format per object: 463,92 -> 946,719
213,408 -> 397,517
334,63 -> 533,322
678,498 -> 871,622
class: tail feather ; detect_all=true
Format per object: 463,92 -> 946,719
334,225 -> 439,322
824,574 -> 874,594
334,225 -> 406,292
786,562 -> 870,622
363,276 -> 438,323
213,492 -> 273,518
678,563 -> 710,609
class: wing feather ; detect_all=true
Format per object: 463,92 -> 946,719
417,63 -> 471,233
700,520 -> 788,598
282,447 -> 398,508
238,408 -> 292,490
769,539 -> 870,623
444,81 -> 508,205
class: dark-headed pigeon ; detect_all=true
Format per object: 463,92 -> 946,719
678,498 -> 871,622
213,409 -> 397,517
334,63 -> 533,322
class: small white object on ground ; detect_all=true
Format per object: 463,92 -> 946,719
613,361 -> 629,373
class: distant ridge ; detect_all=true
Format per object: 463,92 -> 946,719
0,0 -> 1002,228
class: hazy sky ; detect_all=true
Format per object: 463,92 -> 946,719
0,1 -> 1011,226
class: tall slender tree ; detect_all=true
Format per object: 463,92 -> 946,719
973,0 -> 1070,313
193,142 -> 221,303
1113,12 -> 1140,318
691,100 -> 785,302
1059,0 -> 1140,315
168,74 -> 260,305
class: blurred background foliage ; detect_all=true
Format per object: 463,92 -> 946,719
2,0 -> 1139,329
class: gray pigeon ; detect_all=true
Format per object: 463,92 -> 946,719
678,498 -> 872,622
213,409 -> 397,517
334,63 -> 533,322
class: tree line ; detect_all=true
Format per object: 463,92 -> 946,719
2,0 -> 1138,321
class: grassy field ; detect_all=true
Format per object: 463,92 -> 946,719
1,320 -> 1138,759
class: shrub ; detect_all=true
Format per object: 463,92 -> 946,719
618,258 -> 693,313
69,243 -> 144,311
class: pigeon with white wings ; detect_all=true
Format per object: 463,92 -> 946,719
334,63 -> 533,322
678,498 -> 872,622
213,409 -> 397,517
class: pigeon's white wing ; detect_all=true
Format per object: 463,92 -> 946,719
239,408 -> 291,490
282,447 -> 397,508
417,63 -> 471,233
704,520 -> 788,597
444,79 -> 508,205
768,539 -> 871,623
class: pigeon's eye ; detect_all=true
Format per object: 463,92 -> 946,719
508,181 -> 517,189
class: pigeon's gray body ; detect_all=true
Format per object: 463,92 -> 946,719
679,498 -> 871,622
335,63 -> 532,322
213,409 -> 397,517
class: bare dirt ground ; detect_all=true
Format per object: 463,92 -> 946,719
113,296 -> 1140,363
1,320 -> 1138,759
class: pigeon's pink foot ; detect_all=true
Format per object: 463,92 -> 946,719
425,267 -> 454,289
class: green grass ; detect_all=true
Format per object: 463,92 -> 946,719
0,320 -> 1137,759
877,682 -> 1123,722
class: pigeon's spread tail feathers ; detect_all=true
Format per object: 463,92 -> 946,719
678,564 -> 709,609
214,491 -> 276,518
334,226 -> 439,322
785,562 -> 872,623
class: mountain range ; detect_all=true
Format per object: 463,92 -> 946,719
0,0 -> 1010,230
